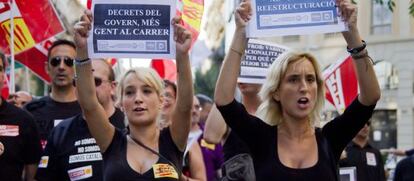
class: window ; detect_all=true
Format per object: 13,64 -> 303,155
371,0 -> 392,35
374,61 -> 398,90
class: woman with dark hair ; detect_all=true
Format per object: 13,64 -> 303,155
214,0 -> 381,180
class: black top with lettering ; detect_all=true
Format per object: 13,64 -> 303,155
217,98 -> 376,181
0,99 -> 42,181
35,108 -> 125,181
339,142 -> 386,181
24,96 -> 81,143
103,128 -> 183,181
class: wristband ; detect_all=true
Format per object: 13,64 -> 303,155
75,58 -> 91,66
347,40 -> 366,54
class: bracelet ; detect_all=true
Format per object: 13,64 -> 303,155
230,47 -> 243,56
75,58 -> 91,66
347,40 -> 366,54
351,49 -> 368,59
351,49 -> 374,64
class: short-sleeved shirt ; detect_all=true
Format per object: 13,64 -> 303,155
217,98 -> 375,181
339,142 -> 386,181
103,128 -> 183,181
198,136 -> 224,181
0,99 -> 42,181
35,108 -> 125,181
25,96 -> 81,146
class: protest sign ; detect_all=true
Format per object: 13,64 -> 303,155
247,0 -> 347,37
238,39 -> 289,84
339,167 -> 357,181
88,0 -> 176,59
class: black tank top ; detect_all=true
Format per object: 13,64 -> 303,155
103,128 -> 183,181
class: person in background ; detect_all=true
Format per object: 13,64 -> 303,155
25,39 -> 81,148
0,51 -> 42,181
36,59 -> 125,181
393,154 -> 414,181
196,94 -> 213,127
159,81 -> 207,181
339,121 -> 386,181
204,82 -> 261,181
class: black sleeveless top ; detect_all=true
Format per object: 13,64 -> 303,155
103,128 -> 183,181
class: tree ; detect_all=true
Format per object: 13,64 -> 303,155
353,0 -> 414,17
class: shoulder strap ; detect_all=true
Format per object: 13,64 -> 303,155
128,134 -> 181,178
316,128 -> 340,181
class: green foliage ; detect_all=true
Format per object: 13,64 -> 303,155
194,60 -> 221,99
194,43 -> 225,99
353,0 -> 414,17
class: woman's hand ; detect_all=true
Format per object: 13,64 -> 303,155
172,16 -> 192,56
74,10 -> 93,59
337,0 -> 357,30
235,0 -> 252,30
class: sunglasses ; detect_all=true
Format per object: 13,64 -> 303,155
72,77 -> 110,87
50,56 -> 74,67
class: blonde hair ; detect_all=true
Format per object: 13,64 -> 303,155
117,67 -> 164,105
256,51 -> 325,127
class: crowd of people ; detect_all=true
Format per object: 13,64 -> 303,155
0,0 -> 413,180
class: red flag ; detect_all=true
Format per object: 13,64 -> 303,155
87,0 -> 92,10
323,56 -> 358,113
0,0 -> 64,55
15,38 -> 55,83
1,73 -> 9,99
151,59 -> 177,82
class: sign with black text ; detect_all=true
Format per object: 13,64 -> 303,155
238,39 -> 289,84
248,0 -> 347,37
88,0 -> 175,59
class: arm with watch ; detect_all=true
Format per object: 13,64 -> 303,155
339,0 -> 381,106
73,10 -> 115,153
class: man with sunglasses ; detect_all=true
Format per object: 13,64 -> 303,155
0,51 -> 43,181
339,121 -> 386,181
25,39 -> 81,148
36,59 -> 125,181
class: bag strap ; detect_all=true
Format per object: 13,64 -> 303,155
128,135 -> 181,178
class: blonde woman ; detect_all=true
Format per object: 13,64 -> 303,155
214,0 -> 381,180
73,10 -> 193,180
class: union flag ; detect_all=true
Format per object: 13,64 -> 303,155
323,56 -> 358,113
0,0 -> 64,55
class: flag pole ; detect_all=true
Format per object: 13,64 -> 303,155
9,0 -> 15,94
